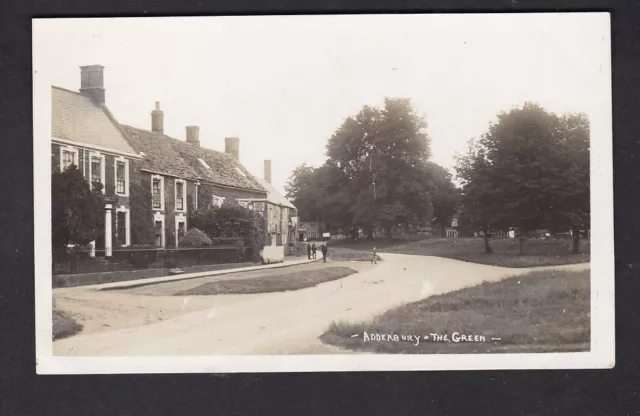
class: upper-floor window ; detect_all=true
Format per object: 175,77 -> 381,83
152,178 -> 162,209
62,150 -> 76,170
212,195 -> 225,208
175,180 -> 186,212
91,156 -> 102,189
116,161 -> 126,194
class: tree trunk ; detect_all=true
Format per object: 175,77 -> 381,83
367,225 -> 373,240
572,227 -> 581,254
441,224 -> 446,238
386,224 -> 393,240
483,228 -> 493,254
519,236 -> 525,255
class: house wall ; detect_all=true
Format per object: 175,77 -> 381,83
197,183 -> 265,210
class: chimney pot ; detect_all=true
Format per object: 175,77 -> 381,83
225,137 -> 240,161
151,102 -> 164,134
186,125 -> 200,147
79,64 -> 105,105
264,160 -> 272,183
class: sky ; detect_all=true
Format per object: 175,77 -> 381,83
34,13 -> 610,195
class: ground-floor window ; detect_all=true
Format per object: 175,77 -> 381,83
155,220 -> 163,247
116,211 -> 127,246
175,218 -> 186,247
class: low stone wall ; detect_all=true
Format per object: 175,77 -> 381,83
53,262 -> 254,288
262,245 -> 284,264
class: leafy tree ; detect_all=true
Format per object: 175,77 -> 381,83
456,103 -> 590,254
189,201 -> 266,262
51,165 -> 105,251
455,139 -> 504,253
547,113 -> 590,253
425,162 -> 460,237
325,98 -> 433,239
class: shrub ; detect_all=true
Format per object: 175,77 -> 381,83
178,227 -> 213,247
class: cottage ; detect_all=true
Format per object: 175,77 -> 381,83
51,65 -> 142,255
242,160 -> 298,262
121,103 -> 267,248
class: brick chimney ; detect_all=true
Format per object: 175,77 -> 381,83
264,160 -> 272,183
80,65 -> 105,105
151,102 -> 164,134
225,137 -> 240,161
186,126 -> 200,147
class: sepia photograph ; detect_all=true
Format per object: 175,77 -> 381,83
33,13 -> 614,374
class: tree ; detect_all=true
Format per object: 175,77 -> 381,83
456,103 -> 590,255
189,201 -> 266,262
325,98 -> 433,239
455,139 -> 504,253
425,162 -> 460,237
51,165 -> 105,251
547,113 -> 590,253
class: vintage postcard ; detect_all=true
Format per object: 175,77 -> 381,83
34,13 -> 614,374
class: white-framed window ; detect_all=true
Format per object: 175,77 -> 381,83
212,194 -> 225,208
115,156 -> 130,196
154,212 -> 165,248
175,214 -> 187,247
88,151 -> 106,193
115,205 -> 131,247
59,146 -> 79,172
175,179 -> 187,212
151,175 -> 165,211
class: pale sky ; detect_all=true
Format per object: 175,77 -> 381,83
34,13 -> 610,194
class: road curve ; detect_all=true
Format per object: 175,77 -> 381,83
53,253 -> 589,356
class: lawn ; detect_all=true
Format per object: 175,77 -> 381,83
334,237 -> 590,268
320,268 -> 590,354
175,266 -> 358,295
53,310 -> 83,340
328,247 -> 382,262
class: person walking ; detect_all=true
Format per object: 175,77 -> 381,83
321,242 -> 328,263
371,246 -> 377,264
311,242 -> 317,259
307,242 -> 312,260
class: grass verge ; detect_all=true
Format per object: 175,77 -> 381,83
335,237 -> 590,267
328,247 -> 382,262
320,269 -> 590,354
175,266 -> 358,295
53,310 -> 83,340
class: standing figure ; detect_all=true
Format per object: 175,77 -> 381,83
307,242 -> 312,259
372,246 -> 377,264
311,242 -> 317,259
321,242 -> 328,263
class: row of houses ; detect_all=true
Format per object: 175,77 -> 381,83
51,65 -> 297,262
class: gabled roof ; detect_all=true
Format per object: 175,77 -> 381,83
51,86 -> 138,156
254,176 -> 297,210
121,125 -> 266,192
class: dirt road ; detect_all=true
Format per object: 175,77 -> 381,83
53,254 -> 589,356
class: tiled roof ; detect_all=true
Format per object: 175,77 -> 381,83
52,86 -> 137,156
121,125 -> 266,192
254,176 -> 297,209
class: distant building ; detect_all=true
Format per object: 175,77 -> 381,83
244,160 -> 298,262
298,221 -> 325,241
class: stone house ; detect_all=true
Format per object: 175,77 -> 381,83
51,65 -> 143,255
121,103 -> 267,248
243,160 -> 298,262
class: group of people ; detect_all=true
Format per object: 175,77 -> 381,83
307,241 -> 328,262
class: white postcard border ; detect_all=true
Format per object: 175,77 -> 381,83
33,13 -> 614,374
